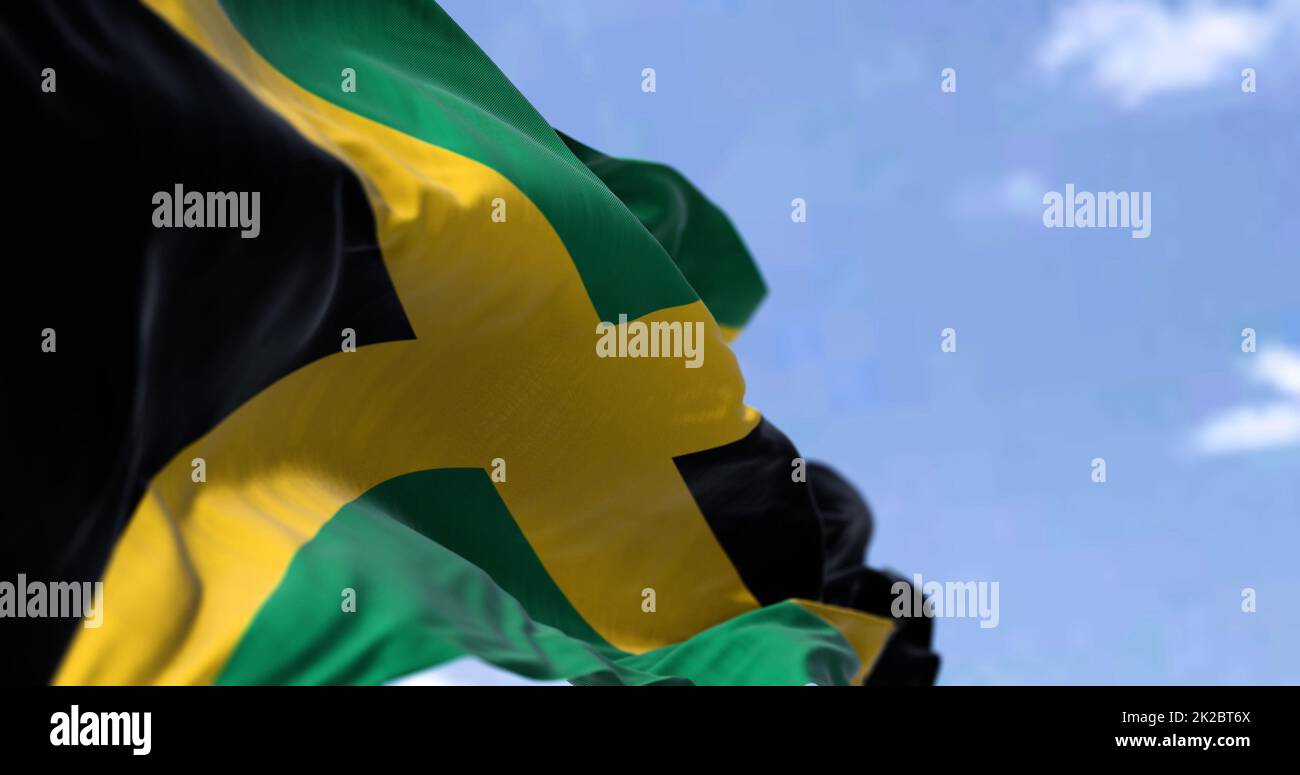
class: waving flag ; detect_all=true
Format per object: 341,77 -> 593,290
1,0 -> 937,685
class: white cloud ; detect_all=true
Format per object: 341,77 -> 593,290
1193,345 -> 1300,455
1039,0 -> 1299,108
1255,347 -> 1300,398
388,657 -> 569,686
950,170 -> 1047,221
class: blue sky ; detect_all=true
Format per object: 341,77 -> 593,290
441,0 -> 1300,684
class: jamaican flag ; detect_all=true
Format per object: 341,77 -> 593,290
0,0 -> 938,685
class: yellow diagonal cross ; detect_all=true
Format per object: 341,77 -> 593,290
57,0 -> 763,684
